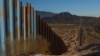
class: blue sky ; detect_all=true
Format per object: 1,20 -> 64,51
21,0 -> 100,17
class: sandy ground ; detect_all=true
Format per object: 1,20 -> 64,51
48,24 -> 100,56
2,24 -> 100,56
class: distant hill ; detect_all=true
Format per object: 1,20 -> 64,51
36,11 -> 57,18
42,12 -> 100,24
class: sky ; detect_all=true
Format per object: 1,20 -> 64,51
21,0 -> 100,17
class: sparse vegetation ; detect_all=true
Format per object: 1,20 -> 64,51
2,23 -> 100,56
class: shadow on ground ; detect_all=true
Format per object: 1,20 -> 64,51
37,18 -> 67,55
78,43 -> 100,56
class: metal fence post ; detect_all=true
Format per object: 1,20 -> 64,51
0,0 -> 7,55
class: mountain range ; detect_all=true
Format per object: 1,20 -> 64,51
37,11 -> 100,24
36,11 -> 57,18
